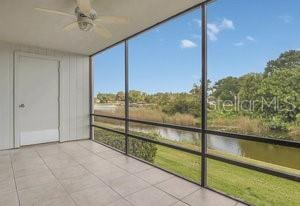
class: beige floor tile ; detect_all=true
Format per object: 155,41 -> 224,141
0,140 -> 249,206
51,165 -> 89,180
30,195 -> 75,206
14,163 -> 49,178
107,198 -> 132,206
15,171 -> 56,190
80,142 -> 110,153
10,150 -> 39,162
44,158 -> 79,169
12,157 -> 45,171
110,156 -> 152,173
39,152 -> 71,161
155,177 -> 199,199
72,153 -> 104,164
71,184 -> 121,206
81,159 -> 112,174
18,182 -> 68,206
0,164 -> 13,178
68,150 -> 96,158
93,165 -> 129,185
59,173 -> 105,194
135,168 -> 174,185
125,186 -> 177,206
0,191 -> 19,206
172,201 -> 189,206
109,174 -> 150,197
96,149 -> 123,160
182,189 -> 238,206
0,154 -> 11,164
0,175 -> 16,193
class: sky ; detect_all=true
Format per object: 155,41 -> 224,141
93,0 -> 300,95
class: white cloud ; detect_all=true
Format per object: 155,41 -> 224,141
193,17 -> 234,41
207,18 -> 234,41
193,19 -> 201,25
180,39 -> 197,48
234,42 -> 244,47
234,36 -> 255,47
246,36 -> 255,41
207,23 -> 220,41
279,15 -> 293,24
220,18 -> 235,30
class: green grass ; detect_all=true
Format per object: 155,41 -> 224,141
154,145 -> 300,206
154,146 -> 201,182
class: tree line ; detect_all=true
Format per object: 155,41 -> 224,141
96,50 -> 300,131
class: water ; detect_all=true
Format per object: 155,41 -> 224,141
131,125 -> 300,170
94,104 -> 117,111
95,105 -> 300,171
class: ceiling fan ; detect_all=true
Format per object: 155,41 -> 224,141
35,0 -> 129,38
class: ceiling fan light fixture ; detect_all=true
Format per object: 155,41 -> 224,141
78,17 -> 94,31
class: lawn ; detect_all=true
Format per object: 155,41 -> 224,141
154,145 -> 300,206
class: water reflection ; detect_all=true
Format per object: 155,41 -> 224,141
130,125 -> 300,170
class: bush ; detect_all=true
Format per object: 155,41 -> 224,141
94,128 -> 157,163
296,114 -> 300,125
265,116 -> 288,131
94,129 -> 125,151
128,131 -> 158,163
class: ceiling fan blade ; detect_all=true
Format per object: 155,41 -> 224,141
64,22 -> 78,31
95,16 -> 129,24
35,8 -> 75,17
76,0 -> 92,15
95,25 -> 112,38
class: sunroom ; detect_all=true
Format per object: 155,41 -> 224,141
0,0 -> 299,206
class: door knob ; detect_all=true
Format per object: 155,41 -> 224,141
19,104 -> 25,108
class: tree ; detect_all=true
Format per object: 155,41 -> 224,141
238,73 -> 263,102
212,76 -> 240,102
115,91 -> 125,102
257,68 -> 300,126
264,50 -> 300,76
129,90 -> 147,103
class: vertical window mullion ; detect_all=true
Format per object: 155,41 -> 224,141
125,40 -> 129,154
201,3 -> 208,187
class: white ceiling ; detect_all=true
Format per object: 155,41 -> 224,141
0,0 -> 205,55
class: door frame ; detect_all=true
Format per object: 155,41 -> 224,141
14,51 -> 62,148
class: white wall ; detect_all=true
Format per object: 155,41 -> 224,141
0,41 -> 90,150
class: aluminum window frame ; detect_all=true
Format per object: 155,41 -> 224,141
89,1 -> 300,205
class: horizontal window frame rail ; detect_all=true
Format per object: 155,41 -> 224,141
128,133 -> 202,156
91,113 -> 202,132
206,153 -> 300,182
91,114 -> 300,148
91,114 -> 125,121
92,124 -> 202,156
205,129 -> 300,148
92,124 -> 125,136
92,124 -> 300,182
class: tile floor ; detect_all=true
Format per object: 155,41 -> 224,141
0,140 -> 246,206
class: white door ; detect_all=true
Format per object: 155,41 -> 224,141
15,54 -> 60,146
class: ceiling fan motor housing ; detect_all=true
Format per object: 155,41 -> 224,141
75,7 -> 96,32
